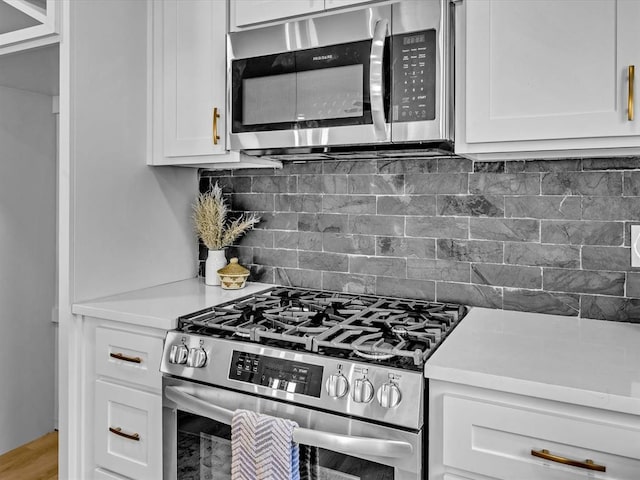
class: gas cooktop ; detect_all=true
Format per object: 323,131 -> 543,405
176,286 -> 467,371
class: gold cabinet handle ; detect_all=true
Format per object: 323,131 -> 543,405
531,449 -> 606,472
109,352 -> 142,364
212,107 -> 220,145
629,65 -> 635,121
109,427 -> 140,441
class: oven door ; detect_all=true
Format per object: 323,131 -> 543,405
163,377 -> 422,480
229,5 -> 391,151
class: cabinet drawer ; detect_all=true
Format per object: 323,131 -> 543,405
95,326 -> 163,389
95,380 -> 162,480
443,395 -> 640,480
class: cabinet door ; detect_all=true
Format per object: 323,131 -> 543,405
462,0 -> 640,145
95,380 -> 163,480
230,0 -> 324,29
157,0 -> 228,158
0,0 -> 59,54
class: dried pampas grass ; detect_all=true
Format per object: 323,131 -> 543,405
193,183 -> 260,250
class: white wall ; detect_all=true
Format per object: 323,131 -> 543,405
0,84 -> 56,454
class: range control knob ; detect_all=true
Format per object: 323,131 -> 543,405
169,344 -> 188,364
325,373 -> 349,398
377,382 -> 402,408
352,378 -> 374,403
186,347 -> 207,368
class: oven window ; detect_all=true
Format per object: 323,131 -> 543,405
176,410 -> 395,480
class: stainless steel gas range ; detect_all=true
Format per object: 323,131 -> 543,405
160,286 -> 467,480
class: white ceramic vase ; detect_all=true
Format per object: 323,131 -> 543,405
205,249 -> 227,286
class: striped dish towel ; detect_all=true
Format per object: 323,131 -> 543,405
231,409 -> 300,480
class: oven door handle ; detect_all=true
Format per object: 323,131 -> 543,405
165,385 -> 413,459
370,18 -> 388,141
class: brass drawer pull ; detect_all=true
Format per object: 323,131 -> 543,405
212,107 -> 220,145
629,65 -> 635,121
109,427 -> 140,441
110,352 -> 142,364
531,449 -> 606,472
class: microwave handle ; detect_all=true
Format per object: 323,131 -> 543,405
165,385 -> 413,459
370,18 -> 389,141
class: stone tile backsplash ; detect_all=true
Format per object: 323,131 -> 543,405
200,156 -> 640,322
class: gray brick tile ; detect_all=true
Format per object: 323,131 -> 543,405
375,276 -> 436,301
472,264 -> 541,289
299,251 -> 348,272
273,231 -> 322,251
274,268 -> 322,288
406,216 -> 468,239
541,171 -> 622,196
348,174 -> 404,194
253,248 -> 298,268
323,159 -> 377,174
470,218 -> 539,242
298,213 -> 348,233
582,246 -> 632,271
582,157 -> 640,171
581,295 -> 640,322
503,289 -> 579,316
583,197 -> 640,220
377,195 -> 436,216
252,175 -> 297,193
376,237 -> 436,258
541,220 -> 623,246
438,195 -> 504,217
349,215 -> 404,236
469,173 -> 540,195
543,269 -> 625,296
405,173 -> 468,194
322,233 -> 375,255
436,282 -> 503,309
505,195 -> 581,219
437,239 -> 503,263
350,256 -> 406,277
408,259 -> 470,282
322,272 -> 376,294
323,195 -> 376,214
275,194 -> 322,213
505,242 -> 580,268
623,171 -> 640,196
377,158 -> 438,174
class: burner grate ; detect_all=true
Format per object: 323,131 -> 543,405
176,286 -> 467,369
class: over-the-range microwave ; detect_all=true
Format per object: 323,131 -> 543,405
228,0 -> 453,159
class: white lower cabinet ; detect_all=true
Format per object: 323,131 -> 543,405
82,318 -> 166,480
95,381 -> 163,480
429,381 -> 640,480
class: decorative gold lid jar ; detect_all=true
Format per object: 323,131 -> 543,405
217,258 -> 249,289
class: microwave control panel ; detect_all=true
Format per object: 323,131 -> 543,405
391,29 -> 436,122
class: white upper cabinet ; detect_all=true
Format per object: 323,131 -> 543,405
149,0 -> 280,169
455,0 -> 640,160
0,0 -> 59,54
230,0 -> 323,29
229,0 -> 381,31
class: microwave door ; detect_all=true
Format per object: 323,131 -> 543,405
229,6 -> 392,151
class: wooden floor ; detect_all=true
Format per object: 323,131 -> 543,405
0,431 -> 58,480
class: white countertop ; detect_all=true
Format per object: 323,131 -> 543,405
425,307 -> 640,416
72,278 -> 274,330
